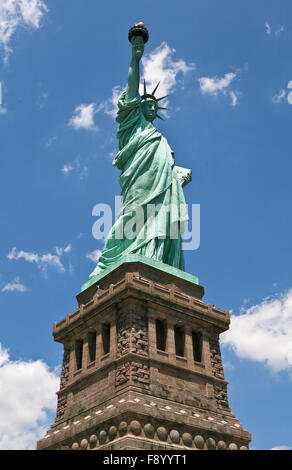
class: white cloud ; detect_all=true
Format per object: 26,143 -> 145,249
68,103 -> 98,131
60,157 -> 89,180
2,276 -> 28,292
271,445 -> 291,450
0,0 -> 48,62
265,22 -> 286,37
0,344 -> 59,450
19,0 -> 47,27
287,83 -> 292,105
198,72 -> 239,106
272,89 -> 287,104
8,247 -> 39,263
109,148 -> 118,160
229,90 -> 239,107
36,90 -> 48,109
275,25 -> 285,36
222,288 -> 292,375
141,41 -> 195,108
265,22 -> 272,35
39,253 -> 65,272
45,135 -> 57,148
8,244 -> 72,274
272,82 -> 292,105
101,85 -> 124,119
86,250 -> 102,263
0,81 -> 6,113
198,72 -> 236,95
61,164 -> 74,175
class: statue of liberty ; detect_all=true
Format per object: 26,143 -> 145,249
88,23 -> 192,281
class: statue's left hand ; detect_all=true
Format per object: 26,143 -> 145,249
182,171 -> 192,187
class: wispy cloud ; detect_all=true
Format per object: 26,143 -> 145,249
198,72 -> 236,95
0,344 -> 59,450
61,164 -> 74,175
229,90 -> 239,107
8,244 -> 72,274
271,445 -> 291,450
45,135 -> 57,148
0,81 -> 7,114
101,85 -> 124,119
272,81 -> 292,105
288,81 -> 292,105
275,25 -> 285,36
0,0 -> 48,62
36,90 -> 48,109
1,277 -> 28,293
198,72 -> 240,106
86,250 -> 102,263
265,22 -> 272,35
272,89 -> 287,104
109,148 -> 118,160
60,156 -> 88,180
68,103 -> 99,131
222,288 -> 292,376
265,22 -> 286,37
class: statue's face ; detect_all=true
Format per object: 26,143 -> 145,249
141,99 -> 158,122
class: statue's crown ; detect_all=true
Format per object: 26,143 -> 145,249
141,80 -> 168,102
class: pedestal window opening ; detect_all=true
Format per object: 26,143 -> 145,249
156,319 -> 167,351
102,323 -> 111,355
75,339 -> 83,370
192,331 -> 202,362
174,326 -> 185,357
88,331 -> 97,363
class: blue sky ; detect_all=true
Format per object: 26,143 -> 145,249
0,0 -> 292,450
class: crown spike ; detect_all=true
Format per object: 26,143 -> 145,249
151,82 -> 160,96
158,106 -> 168,110
157,95 -> 168,102
156,114 -> 164,120
143,80 -> 147,96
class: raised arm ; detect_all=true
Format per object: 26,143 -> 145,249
125,35 -> 144,102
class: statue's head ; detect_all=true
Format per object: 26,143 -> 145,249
141,81 -> 168,122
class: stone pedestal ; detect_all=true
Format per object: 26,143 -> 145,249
37,258 -> 251,450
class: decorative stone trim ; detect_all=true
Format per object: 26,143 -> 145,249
54,273 -> 229,339
63,418 -> 249,451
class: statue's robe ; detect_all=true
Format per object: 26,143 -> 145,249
90,92 -> 188,277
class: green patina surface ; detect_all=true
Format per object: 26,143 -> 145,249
85,24 -> 195,288
82,254 -> 199,292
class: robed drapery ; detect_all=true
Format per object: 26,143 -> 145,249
89,92 -> 188,278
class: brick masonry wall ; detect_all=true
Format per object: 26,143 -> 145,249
115,303 -> 150,390
209,335 -> 230,411
56,346 -> 70,419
